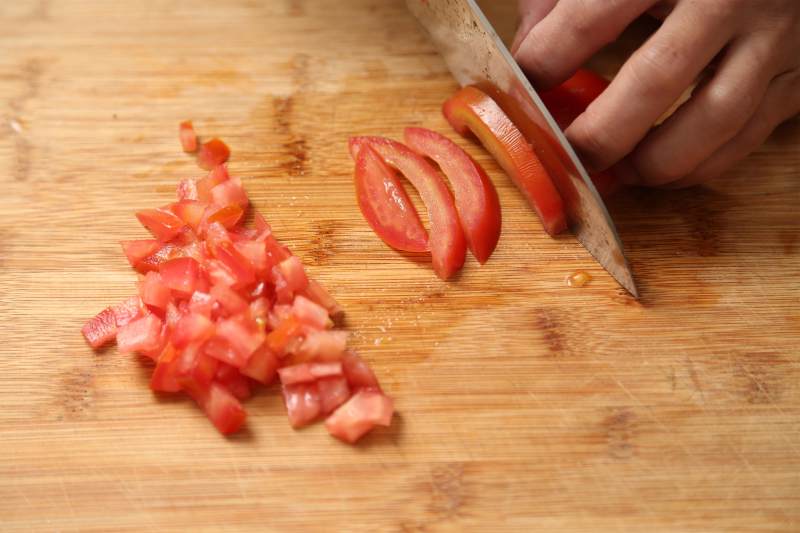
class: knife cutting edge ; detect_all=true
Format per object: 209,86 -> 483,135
405,0 -> 638,298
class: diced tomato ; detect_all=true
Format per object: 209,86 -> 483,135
214,316 -> 265,366
179,120 -> 198,152
170,200 -> 207,231
248,296 -> 270,323
197,138 -> 230,171
301,279 -> 344,324
443,85 -> 567,235
121,240 -> 161,270
197,165 -> 229,203
159,257 -> 200,297
294,330 -> 348,362
205,258 -> 238,288
139,271 -> 171,311
324,389 -> 393,443
282,383 -> 321,428
165,301 -> 182,329
111,296 -> 143,327
206,204 -> 244,229
203,337 -> 241,367
241,344 -> 278,384
210,177 -> 248,209
342,352 -> 381,391
267,304 -> 292,331
196,382 -> 246,435
278,361 -> 343,386
351,144 -> 429,253
177,178 -> 198,201
176,342 -> 219,396
136,208 -> 187,243
278,256 -> 308,293
137,243 -> 184,273
317,376 -> 351,415
234,240 -> 268,275
172,312 -> 215,348
81,307 -> 118,348
404,127 -> 501,264
349,136 -> 467,279
139,324 -> 169,361
150,343 -> 182,392
116,314 -> 164,354
215,364 -> 252,401
212,241 -> 256,288
210,283 -> 248,315
266,316 -> 303,357
188,291 -> 215,317
292,295 -> 329,330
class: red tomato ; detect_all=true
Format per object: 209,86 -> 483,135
211,241 -> 256,289
206,204 -> 244,230
324,389 -> 393,444
342,352 -> 381,391
241,344 -> 278,384
210,283 -> 248,315
294,330 -> 347,362
197,165 -> 229,203
210,177 -> 248,209
317,376 -> 351,415
159,257 -> 200,297
81,307 -> 118,348
278,256 -> 308,294
135,209 -> 187,243
116,314 -> 164,354
278,361 -> 343,386
121,240 -> 161,270
351,144 -> 429,253
291,295 -> 329,330
179,121 -> 198,152
214,315 -> 265,365
349,136 -> 467,279
151,343 -> 182,392
188,291 -> 215,317
443,86 -> 567,235
177,178 -> 198,201
540,69 -> 609,130
170,200 -> 207,231
267,316 -> 303,357
171,313 -> 215,348
111,296 -> 143,327
198,382 -> 247,435
197,138 -> 231,171
282,383 -> 322,428
215,364 -> 252,401
234,240 -> 268,275
404,127 -> 502,264
301,279 -> 343,324
139,271 -> 171,311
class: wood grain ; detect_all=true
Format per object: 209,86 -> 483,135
1,1 -> 799,531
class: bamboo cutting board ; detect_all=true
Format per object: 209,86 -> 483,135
1,1 -> 799,531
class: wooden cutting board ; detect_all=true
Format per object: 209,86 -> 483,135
1,1 -> 798,531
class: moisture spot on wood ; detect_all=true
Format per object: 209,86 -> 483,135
603,407 -> 636,460
533,308 -> 565,354
427,462 -> 466,520
308,219 -> 337,265
58,368 -> 95,421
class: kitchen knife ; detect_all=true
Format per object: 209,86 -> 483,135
405,0 -> 638,297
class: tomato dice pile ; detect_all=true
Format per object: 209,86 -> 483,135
348,69 -> 619,278
82,126 -> 393,443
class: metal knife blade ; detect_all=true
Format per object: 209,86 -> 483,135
405,0 -> 638,297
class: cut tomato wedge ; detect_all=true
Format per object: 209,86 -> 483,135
136,209 -> 187,243
352,144 -> 429,253
197,382 -> 247,435
404,127 -> 501,264
443,86 -> 566,235
324,389 -> 393,444
349,136 -> 467,279
197,138 -> 231,170
179,121 -> 198,152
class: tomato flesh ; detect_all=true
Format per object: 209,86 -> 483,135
324,389 -> 393,444
81,307 -> 118,348
352,144 -> 429,253
349,136 -> 467,279
404,127 -> 501,264
443,86 -> 567,235
197,139 -> 231,170
136,209 -> 187,243
179,121 -> 198,152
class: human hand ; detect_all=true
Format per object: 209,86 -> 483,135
512,0 -> 800,188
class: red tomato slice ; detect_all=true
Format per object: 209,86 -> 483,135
139,271 -> 171,311
197,382 -> 246,435
81,307 -> 118,348
197,165 -> 229,203
282,383 -> 322,428
404,127 -> 502,264
116,314 -> 164,354
324,389 -> 393,444
278,361 -> 343,386
179,121 -> 198,152
351,144 -> 429,253
349,137 -> 467,280
443,86 -> 567,235
159,257 -> 200,297
197,138 -> 231,171
136,209 -> 187,243
317,376 -> 351,415
540,69 -> 609,130
177,178 -> 198,201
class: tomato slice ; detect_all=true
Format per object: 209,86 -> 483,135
351,144 -> 429,253
136,208 -> 187,243
349,137 -> 467,280
403,127 -> 501,264
324,389 -> 393,444
179,121 -> 198,152
197,139 -> 231,170
443,86 -> 567,235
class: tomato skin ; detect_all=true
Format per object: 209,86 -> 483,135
136,209 -> 187,243
324,389 -> 393,444
81,307 -> 118,348
342,352 -> 381,392
197,139 -> 231,171
179,121 -> 198,152
352,144 -> 429,253
404,127 -> 501,264
206,204 -> 244,230
301,279 -> 343,324
349,137 -> 467,280
443,86 -> 567,236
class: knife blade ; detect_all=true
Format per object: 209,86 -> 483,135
405,0 -> 638,297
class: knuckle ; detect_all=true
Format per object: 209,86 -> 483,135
627,42 -> 685,97
568,111 -> 619,168
704,81 -> 758,133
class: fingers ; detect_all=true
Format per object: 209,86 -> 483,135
665,69 -> 800,189
514,0 -> 657,89
566,0 -> 736,172
630,36 -> 776,186
511,0 -> 558,55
